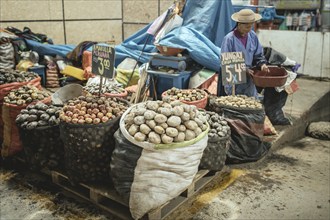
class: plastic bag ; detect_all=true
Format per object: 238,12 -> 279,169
223,107 -> 270,164
155,14 -> 183,43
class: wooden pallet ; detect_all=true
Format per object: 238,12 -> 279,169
50,169 -> 218,220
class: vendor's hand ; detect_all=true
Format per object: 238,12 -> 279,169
261,64 -> 270,73
247,68 -> 254,75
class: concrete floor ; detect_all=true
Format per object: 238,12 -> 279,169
165,136 -> 330,220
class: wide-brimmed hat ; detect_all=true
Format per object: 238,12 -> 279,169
231,9 -> 262,23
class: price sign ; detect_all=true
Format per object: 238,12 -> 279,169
92,44 -> 115,79
221,52 -> 247,85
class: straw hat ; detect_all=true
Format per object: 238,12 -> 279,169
231,9 -> 262,23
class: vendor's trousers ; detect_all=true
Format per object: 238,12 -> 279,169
263,87 -> 291,125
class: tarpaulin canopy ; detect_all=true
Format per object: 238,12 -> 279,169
25,39 -> 75,57
115,0 -> 235,72
22,0 -> 235,72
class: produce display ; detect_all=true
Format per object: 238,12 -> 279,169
16,102 -> 61,129
213,95 -> 262,110
16,102 -> 64,169
199,110 -> 231,171
59,95 -> 129,124
3,85 -> 50,105
0,69 -> 39,85
59,95 -> 130,183
123,100 -> 209,144
200,111 -> 230,142
163,87 -> 206,102
84,83 -> 125,95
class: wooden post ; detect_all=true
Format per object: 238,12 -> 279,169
99,76 -> 104,96
250,0 -> 259,31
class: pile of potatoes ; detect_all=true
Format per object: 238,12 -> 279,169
164,87 -> 206,102
84,83 -> 125,95
214,95 -> 262,110
124,100 -> 209,144
60,95 -> 129,124
3,85 -> 50,105
200,111 -> 230,142
16,102 -> 61,129
0,69 -> 39,85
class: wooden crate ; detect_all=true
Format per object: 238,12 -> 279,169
50,169 -> 217,220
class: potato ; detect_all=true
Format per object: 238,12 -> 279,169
194,118 -> 203,127
154,125 -> 165,135
161,102 -> 172,109
161,134 -> 173,144
160,123 -> 168,129
140,124 -> 151,135
166,127 -> 179,137
134,132 -> 146,142
154,114 -> 167,124
172,106 -> 184,116
128,124 -> 139,136
189,111 -> 196,120
201,124 -> 208,131
134,116 -> 145,125
174,132 -> 185,142
146,101 -> 159,111
185,130 -> 196,141
170,100 -> 182,107
194,127 -> 202,136
146,120 -> 156,129
144,110 -> 156,120
136,107 -> 147,116
176,124 -> 187,132
198,114 -> 207,123
184,120 -> 198,130
183,104 -> 192,113
167,116 -> 181,127
181,112 -> 190,121
158,107 -> 172,117
148,132 -> 161,144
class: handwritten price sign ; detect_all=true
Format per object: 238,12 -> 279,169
92,44 -> 115,79
221,52 -> 246,85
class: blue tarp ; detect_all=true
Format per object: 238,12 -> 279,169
23,0 -> 235,72
25,39 -> 75,57
115,0 -> 235,72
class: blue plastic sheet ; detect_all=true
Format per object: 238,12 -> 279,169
24,0 -> 235,72
115,24 -> 158,66
25,39 -> 75,57
115,0 -> 235,71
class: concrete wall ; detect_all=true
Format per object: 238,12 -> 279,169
257,30 -> 330,78
0,0 -> 173,45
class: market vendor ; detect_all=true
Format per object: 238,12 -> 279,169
221,8 -> 269,98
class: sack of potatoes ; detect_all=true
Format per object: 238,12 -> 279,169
162,87 -> 208,109
121,100 -> 210,147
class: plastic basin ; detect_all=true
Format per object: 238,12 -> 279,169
251,66 -> 288,87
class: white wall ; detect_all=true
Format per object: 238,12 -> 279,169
257,30 -> 330,78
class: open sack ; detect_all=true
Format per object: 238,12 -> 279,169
110,102 -> 209,219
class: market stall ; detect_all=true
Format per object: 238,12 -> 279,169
0,0 -> 301,219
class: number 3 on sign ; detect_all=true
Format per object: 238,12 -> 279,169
98,57 -> 104,75
97,57 -> 111,76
